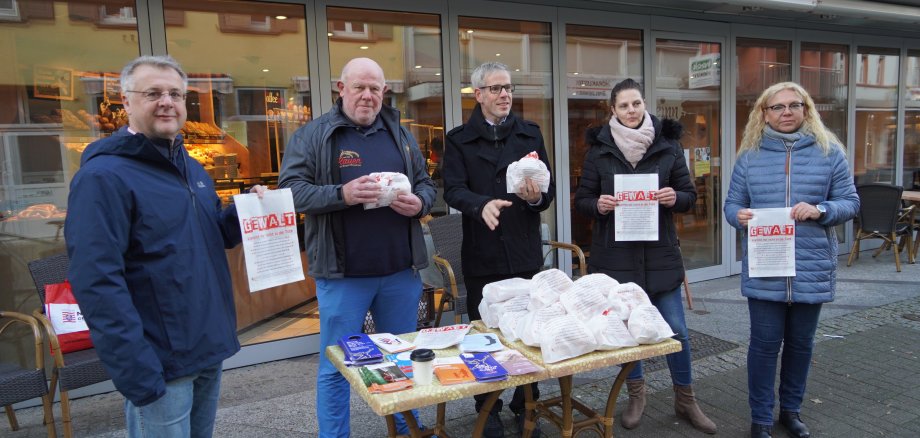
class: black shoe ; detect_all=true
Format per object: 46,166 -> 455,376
779,411 -> 810,438
483,412 -> 505,438
751,423 -> 773,438
515,412 -> 542,437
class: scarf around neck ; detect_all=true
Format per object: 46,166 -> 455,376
609,111 -> 655,168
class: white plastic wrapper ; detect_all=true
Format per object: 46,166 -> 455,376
484,294 -> 529,328
518,302 -> 567,347
606,293 -> 631,321
483,277 -> 532,303
539,315 -> 598,363
363,172 -> 411,209
478,299 -> 496,328
587,312 -> 639,350
498,311 -> 527,341
615,282 -> 652,312
506,152 -> 551,194
627,304 -> 675,344
529,269 -> 573,311
559,281 -> 609,321
574,274 -> 620,294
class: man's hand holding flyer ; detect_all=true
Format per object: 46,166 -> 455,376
234,188 -> 305,292
747,207 -> 796,278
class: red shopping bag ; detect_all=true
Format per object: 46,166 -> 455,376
44,280 -> 94,354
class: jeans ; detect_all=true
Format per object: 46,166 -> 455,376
125,362 -> 222,438
626,286 -> 692,386
315,268 -> 423,438
747,298 -> 822,425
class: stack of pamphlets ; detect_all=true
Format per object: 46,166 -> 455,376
358,362 -> 413,393
433,357 -> 475,385
459,333 -> 505,353
460,352 -> 509,383
368,333 -> 415,353
413,324 -> 472,349
338,333 -> 384,366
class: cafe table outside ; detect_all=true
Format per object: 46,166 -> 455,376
327,323 -> 681,438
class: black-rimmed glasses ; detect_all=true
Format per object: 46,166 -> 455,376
479,84 -> 514,94
126,90 -> 187,102
765,102 -> 805,114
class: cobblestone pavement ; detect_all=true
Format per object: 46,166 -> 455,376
6,253 -> 920,437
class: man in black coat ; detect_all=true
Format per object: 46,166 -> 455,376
442,61 -> 555,438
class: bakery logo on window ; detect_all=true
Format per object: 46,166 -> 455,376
339,150 -> 362,168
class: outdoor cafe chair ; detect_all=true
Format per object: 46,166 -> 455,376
28,253 -> 110,438
1,310 -> 56,438
847,183 -> 915,272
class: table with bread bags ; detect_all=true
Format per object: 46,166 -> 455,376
328,269 -> 682,437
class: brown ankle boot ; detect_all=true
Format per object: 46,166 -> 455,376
621,378 -> 646,429
673,385 -> 717,434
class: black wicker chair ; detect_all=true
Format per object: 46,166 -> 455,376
28,253 -> 110,438
847,183 -> 915,272
1,311 -> 56,438
428,214 -> 587,326
428,214 -> 467,326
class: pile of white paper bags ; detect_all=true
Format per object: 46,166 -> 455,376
478,269 -> 675,363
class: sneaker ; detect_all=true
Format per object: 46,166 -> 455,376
515,412 -> 542,437
483,411 -> 505,438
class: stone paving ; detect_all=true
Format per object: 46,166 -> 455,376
5,252 -> 920,437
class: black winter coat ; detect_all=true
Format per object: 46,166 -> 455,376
574,115 -> 695,295
443,105 -> 555,277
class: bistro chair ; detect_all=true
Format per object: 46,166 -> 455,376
847,183 -> 915,272
0,311 -> 56,438
28,253 -> 110,438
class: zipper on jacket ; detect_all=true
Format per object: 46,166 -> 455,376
784,141 -> 794,305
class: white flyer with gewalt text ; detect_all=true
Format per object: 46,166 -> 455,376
613,173 -> 658,241
234,188 -> 305,292
747,207 -> 796,278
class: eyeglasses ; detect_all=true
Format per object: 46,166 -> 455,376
765,102 -> 805,114
479,84 -> 514,94
126,90 -> 187,102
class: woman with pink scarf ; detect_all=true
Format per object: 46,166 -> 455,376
574,78 -> 716,434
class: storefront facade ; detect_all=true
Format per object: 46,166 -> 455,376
3,0 -> 920,381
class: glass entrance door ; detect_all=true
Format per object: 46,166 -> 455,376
652,36 -> 725,279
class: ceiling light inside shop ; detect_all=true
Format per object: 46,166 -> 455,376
467,30 -> 474,33
262,68 -> 270,72
415,65 -> 422,69
275,15 -> 287,20
460,86 -> 474,94
435,73 -> 441,76
573,72 -> 579,75
360,46 -> 369,50
328,32 -> 333,36
495,53 -> 501,57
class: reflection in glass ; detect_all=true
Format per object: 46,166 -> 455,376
0,0 -> 140,365
458,17 -> 556,242
853,47 -> 900,186
735,38 -> 791,262
655,39 -> 722,270
801,42 -> 850,243
327,7 -> 446,215
905,50 -> 920,190
164,0 -> 314,345
565,25 -> 643,269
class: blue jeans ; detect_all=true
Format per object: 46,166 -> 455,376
747,298 -> 822,425
627,286 -> 692,386
316,268 -> 423,438
125,362 -> 222,438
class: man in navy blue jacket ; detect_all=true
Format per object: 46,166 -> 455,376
65,55 -> 263,438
